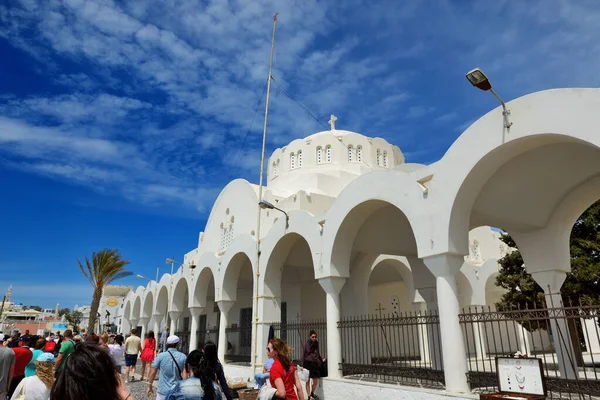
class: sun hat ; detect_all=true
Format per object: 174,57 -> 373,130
36,353 -> 56,363
166,335 -> 180,345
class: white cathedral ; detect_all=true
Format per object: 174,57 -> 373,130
123,88 -> 600,398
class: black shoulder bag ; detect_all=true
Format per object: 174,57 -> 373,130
167,350 -> 183,380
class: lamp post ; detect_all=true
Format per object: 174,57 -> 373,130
465,67 -> 512,129
258,200 -> 289,228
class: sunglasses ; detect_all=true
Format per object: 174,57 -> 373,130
266,347 -> 273,352
311,336 -> 317,339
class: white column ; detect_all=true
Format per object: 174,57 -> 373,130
169,311 -> 182,335
415,286 -> 442,370
218,300 -> 234,363
319,277 -> 347,379
121,317 -> 131,335
514,229 -> 577,378
412,302 -> 431,364
189,307 -> 204,352
516,325 -> 531,356
139,317 -> 149,339
531,271 -> 577,379
129,318 -> 138,334
153,315 -> 162,351
471,320 -> 487,360
424,254 -> 469,393
583,316 -> 600,354
255,297 -> 280,368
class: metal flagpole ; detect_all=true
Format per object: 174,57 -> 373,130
252,12 -> 278,373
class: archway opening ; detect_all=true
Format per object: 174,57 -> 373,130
450,136 -> 600,383
171,278 -> 189,349
222,252 -> 254,363
192,268 -> 217,351
265,233 -> 326,361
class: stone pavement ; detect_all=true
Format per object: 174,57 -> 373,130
123,359 -> 158,399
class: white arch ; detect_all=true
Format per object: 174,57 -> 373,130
321,169 -> 431,278
216,233 -> 256,302
170,275 -> 192,313
189,252 -> 219,308
431,88 -> 600,256
142,285 -> 155,319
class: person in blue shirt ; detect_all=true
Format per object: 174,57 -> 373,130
255,354 -> 274,388
165,350 -> 222,400
146,335 -> 187,400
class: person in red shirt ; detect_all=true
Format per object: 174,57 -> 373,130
7,336 -> 33,397
268,338 -> 303,400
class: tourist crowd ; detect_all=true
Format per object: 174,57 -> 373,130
0,326 -> 320,400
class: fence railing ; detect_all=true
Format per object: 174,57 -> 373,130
174,330 -> 190,354
271,318 -> 328,363
195,326 -> 219,351
225,326 -> 252,363
338,311 -> 445,389
459,304 -> 600,399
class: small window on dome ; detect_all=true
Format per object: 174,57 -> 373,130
272,161 -> 278,177
383,151 -> 388,167
297,150 -> 303,167
276,159 -> 280,175
357,145 -> 363,162
376,149 -> 381,166
290,152 -> 296,169
326,145 -> 332,163
348,145 -> 354,162
316,146 -> 323,164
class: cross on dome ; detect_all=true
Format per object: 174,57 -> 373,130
328,114 -> 338,130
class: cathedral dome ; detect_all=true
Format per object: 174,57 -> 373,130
266,116 -> 404,196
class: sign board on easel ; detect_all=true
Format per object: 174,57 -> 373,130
494,357 -> 547,399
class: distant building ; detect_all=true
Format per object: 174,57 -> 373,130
73,304 -> 91,331
99,285 -> 133,334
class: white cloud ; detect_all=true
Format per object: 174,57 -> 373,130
1,0 -> 600,214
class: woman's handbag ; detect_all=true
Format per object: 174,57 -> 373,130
13,377 -> 28,400
319,360 -> 328,378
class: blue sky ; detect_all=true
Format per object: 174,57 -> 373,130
1,0 -> 599,308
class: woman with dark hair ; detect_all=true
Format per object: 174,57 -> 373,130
202,341 -> 232,400
301,330 -> 325,400
268,338 -> 303,400
25,337 -> 46,377
51,342 -> 132,400
109,335 -> 126,374
165,350 -> 221,400
140,330 -> 156,382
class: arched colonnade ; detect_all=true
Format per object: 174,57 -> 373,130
122,88 -> 600,393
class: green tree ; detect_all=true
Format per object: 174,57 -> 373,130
28,305 -> 43,312
495,200 -> 600,311
64,310 -> 84,331
494,200 -> 600,364
58,307 -> 71,317
78,249 -> 132,334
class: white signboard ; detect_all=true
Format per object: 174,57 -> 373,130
496,357 -> 545,396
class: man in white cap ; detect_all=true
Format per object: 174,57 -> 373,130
0,334 -> 15,400
146,335 -> 186,400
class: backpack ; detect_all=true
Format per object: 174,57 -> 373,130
45,341 -> 56,352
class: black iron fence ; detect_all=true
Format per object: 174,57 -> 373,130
197,326 -> 219,349
338,311 -> 445,389
271,318 -> 328,363
459,304 -> 600,399
225,325 -> 252,363
174,330 -> 190,354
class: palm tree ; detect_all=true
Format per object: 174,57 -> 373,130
78,249 -> 132,334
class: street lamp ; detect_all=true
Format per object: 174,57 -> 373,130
165,258 -> 197,272
465,67 -> 513,129
258,200 -> 289,228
